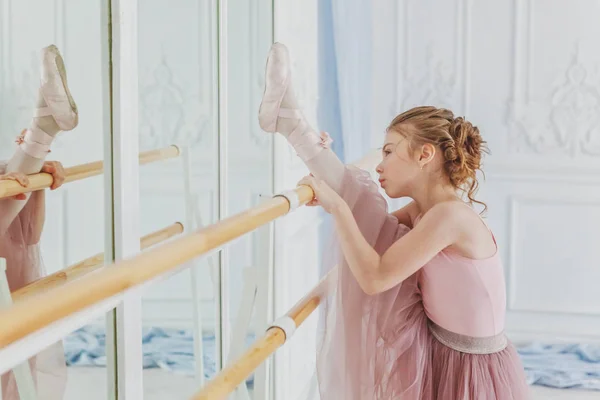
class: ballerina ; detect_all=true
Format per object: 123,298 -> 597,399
259,42 -> 529,399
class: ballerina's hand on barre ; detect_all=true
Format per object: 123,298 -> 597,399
298,174 -> 345,214
0,161 -> 66,200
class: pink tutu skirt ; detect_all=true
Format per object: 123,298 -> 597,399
316,167 -> 530,399
317,270 -> 530,399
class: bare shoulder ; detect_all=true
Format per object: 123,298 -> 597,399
421,201 -> 483,233
425,201 -> 495,257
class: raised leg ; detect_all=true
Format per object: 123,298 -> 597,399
258,43 -> 345,192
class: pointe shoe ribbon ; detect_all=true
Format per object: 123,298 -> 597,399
318,131 -> 333,149
16,127 -> 52,159
287,113 -> 332,161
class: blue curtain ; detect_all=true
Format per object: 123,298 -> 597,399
318,0 -> 372,163
317,0 -> 373,280
317,0 -> 344,160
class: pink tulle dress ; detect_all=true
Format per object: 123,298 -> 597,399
316,167 -> 530,399
0,164 -> 66,400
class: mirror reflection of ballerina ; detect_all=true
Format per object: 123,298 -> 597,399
0,44 -> 77,400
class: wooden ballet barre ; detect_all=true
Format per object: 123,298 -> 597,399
0,185 -> 314,349
191,150 -> 380,399
0,145 -> 180,199
0,149 -> 379,354
191,269 -> 336,400
11,222 -> 184,301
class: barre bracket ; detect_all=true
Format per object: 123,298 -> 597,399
268,316 -> 297,341
273,190 -> 301,212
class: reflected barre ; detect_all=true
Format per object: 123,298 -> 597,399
11,222 -> 184,301
192,269 -> 336,400
0,145 -> 180,199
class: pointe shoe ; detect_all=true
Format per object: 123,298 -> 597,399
258,43 -> 326,162
258,42 -> 301,133
38,44 -> 78,131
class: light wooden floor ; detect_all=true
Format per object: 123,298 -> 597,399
63,367 -> 598,399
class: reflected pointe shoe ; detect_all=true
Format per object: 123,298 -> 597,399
39,44 -> 78,132
18,45 -> 79,159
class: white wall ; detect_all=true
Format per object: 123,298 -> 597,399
273,0 -> 322,398
372,0 -> 600,342
273,0 -> 322,329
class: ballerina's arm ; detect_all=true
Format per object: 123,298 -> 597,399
332,201 -> 460,295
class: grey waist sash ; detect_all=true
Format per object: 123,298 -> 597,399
428,321 -> 508,355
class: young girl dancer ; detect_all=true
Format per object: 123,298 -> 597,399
259,42 -> 529,399
0,44 -> 77,400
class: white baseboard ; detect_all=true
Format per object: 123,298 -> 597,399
508,330 -> 600,345
507,310 -> 600,344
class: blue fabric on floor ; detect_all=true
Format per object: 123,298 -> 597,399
517,342 -> 600,390
63,326 -> 254,385
65,327 -> 600,391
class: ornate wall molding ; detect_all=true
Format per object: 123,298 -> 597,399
139,57 -> 211,150
138,0 -> 215,151
508,0 -> 600,157
393,0 -> 473,117
507,195 -> 600,315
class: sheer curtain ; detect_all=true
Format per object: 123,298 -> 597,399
318,0 -> 373,163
